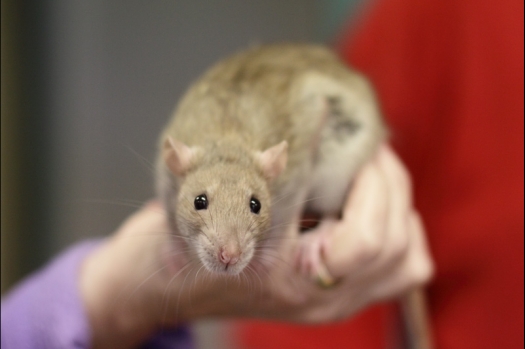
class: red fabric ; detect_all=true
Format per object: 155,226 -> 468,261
236,305 -> 390,349
238,0 -> 524,348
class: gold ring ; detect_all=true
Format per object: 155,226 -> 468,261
314,262 -> 339,289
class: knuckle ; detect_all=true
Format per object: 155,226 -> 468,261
400,166 -> 413,188
392,163 -> 412,193
408,258 -> 435,287
390,235 -> 410,261
357,235 -> 382,262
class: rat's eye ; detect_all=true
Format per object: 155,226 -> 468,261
194,194 -> 208,210
250,197 -> 261,214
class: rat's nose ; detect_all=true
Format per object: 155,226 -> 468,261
219,249 -> 240,266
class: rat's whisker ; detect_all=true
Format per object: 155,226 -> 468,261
123,264 -> 170,304
161,261 -> 193,325
122,143 -> 158,175
80,198 -> 167,217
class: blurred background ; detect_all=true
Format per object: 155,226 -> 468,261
1,0 -> 363,347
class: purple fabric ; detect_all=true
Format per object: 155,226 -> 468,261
1,241 -> 194,349
140,328 -> 194,349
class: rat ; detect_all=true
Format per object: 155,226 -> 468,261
156,43 -> 431,348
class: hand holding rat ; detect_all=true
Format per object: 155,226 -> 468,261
328,144 -> 432,296
79,144 -> 432,348
293,144 -> 433,321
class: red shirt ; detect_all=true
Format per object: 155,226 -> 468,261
239,0 -> 524,348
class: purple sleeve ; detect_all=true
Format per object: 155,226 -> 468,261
1,241 -> 194,349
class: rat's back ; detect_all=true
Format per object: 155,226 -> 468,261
162,44 -> 361,153
161,43 -> 385,216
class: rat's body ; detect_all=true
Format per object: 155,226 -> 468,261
156,44 -> 431,348
157,44 -> 384,273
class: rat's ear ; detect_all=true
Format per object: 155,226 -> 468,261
163,137 -> 196,176
256,141 -> 288,180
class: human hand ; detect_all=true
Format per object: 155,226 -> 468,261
294,143 -> 434,320
79,144 -> 433,349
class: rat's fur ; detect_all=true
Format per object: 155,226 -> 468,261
156,43 -> 385,274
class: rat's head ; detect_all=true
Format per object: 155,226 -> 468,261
162,137 -> 287,275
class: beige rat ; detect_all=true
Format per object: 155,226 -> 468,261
156,44 -> 431,348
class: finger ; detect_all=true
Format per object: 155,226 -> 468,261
373,144 -> 414,268
144,199 -> 163,210
117,203 -> 169,238
306,217 -> 337,257
404,211 -> 434,286
328,161 -> 389,276
343,154 -> 379,218
296,218 -> 337,277
353,144 -> 414,282
377,144 -> 413,207
367,210 -> 433,302
346,161 -> 389,237
299,235 -> 313,275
